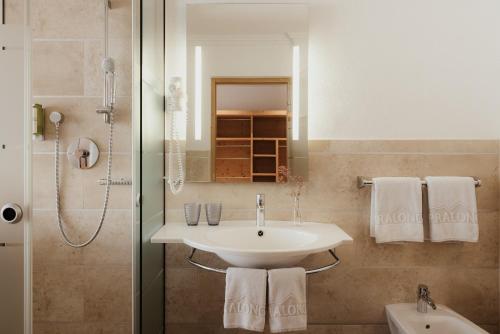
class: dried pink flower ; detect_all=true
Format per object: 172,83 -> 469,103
278,166 -> 304,198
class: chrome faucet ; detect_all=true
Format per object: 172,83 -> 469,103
417,284 -> 437,313
256,194 -> 265,227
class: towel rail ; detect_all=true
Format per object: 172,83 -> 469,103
186,248 -> 340,275
357,176 -> 481,189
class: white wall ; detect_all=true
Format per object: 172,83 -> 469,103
308,0 -> 500,139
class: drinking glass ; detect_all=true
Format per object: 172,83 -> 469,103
184,203 -> 201,226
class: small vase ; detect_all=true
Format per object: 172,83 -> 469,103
292,195 -> 302,226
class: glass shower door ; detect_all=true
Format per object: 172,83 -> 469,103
0,22 -> 27,334
136,0 -> 165,333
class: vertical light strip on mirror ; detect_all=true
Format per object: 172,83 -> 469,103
194,46 -> 202,140
292,45 -> 300,140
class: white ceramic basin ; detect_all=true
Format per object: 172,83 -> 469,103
386,303 -> 487,334
151,220 -> 353,268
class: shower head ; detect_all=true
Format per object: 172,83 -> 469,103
101,57 -> 115,73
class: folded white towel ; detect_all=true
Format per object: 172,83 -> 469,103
224,268 -> 267,332
425,176 -> 478,242
370,177 -> 424,243
268,268 -> 307,333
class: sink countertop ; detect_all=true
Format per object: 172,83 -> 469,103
151,220 -> 353,246
151,220 -> 353,268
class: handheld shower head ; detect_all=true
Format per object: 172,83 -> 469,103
101,57 -> 116,108
101,57 -> 115,73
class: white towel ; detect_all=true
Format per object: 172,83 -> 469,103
425,176 -> 478,242
268,268 -> 307,333
370,177 -> 424,243
224,268 -> 267,332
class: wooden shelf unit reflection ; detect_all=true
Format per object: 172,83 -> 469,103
214,110 -> 288,183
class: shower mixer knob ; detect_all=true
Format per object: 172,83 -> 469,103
67,138 -> 99,169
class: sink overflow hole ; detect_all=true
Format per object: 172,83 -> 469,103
257,230 -> 264,237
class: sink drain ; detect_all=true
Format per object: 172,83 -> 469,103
257,230 -> 264,237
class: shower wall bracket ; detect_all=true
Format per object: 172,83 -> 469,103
98,178 -> 132,186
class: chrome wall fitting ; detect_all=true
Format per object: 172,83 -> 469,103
96,106 -> 113,124
1,203 -> 23,224
67,138 -> 100,169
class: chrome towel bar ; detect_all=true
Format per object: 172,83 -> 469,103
357,176 -> 481,189
186,248 -> 341,275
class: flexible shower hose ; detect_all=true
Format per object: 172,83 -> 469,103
168,108 -> 185,195
54,110 -> 114,248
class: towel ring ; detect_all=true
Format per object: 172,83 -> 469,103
186,248 -> 341,275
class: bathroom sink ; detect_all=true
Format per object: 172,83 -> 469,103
386,303 -> 487,334
151,220 -> 353,268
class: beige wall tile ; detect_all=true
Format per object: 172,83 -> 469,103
480,324 -> 499,334
81,154 -> 132,209
307,267 -> 420,324
33,322 -> 87,334
166,140 -> 500,331
109,38 -> 132,97
33,322 -> 132,334
31,0 -> 133,333
84,322 -> 132,334
82,210 -> 132,266
32,97 -> 132,154
355,212 -> 498,269
83,40 -> 105,97
417,268 -> 498,324
32,41 -> 84,96
32,154 -> 84,210
32,153 -> 131,211
33,264 -> 85,322
32,210 -> 84,266
31,0 -> 103,39
32,153 -> 131,210
84,39 -> 132,97
166,244 -> 228,269
83,265 -> 131,322
109,0 -> 132,39
4,0 -> 24,24
166,268 -> 225,324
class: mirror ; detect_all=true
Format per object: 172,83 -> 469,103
165,1 -> 309,183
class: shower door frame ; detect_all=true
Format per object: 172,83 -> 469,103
0,0 -> 32,332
